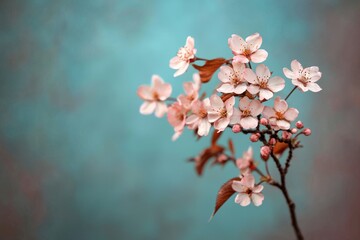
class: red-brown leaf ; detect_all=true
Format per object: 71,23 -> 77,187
228,139 -> 235,156
273,141 -> 289,156
211,130 -> 223,146
195,145 -> 224,175
193,58 -> 227,83
210,177 -> 241,220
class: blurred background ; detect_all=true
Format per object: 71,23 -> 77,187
1,0 -> 359,239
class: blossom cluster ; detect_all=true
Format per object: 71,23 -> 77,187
137,33 -> 322,212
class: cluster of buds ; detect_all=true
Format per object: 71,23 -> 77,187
137,33 -> 322,240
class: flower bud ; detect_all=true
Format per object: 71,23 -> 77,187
269,138 -> 276,145
260,146 -> 271,161
232,124 -> 241,133
282,131 -> 292,140
260,118 -> 268,126
250,134 -> 259,142
303,128 -> 311,136
296,121 -> 304,129
291,128 -> 298,134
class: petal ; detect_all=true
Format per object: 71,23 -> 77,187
249,100 -> 264,116
310,72 -> 322,82
172,131 -> 182,141
228,34 -> 246,54
155,102 -> 168,118
251,193 -> 264,206
225,96 -> 235,111
259,89 -> 273,100
291,60 -> 303,73
152,75 -> 164,87
197,119 -> 211,136
234,83 -> 247,94
169,56 -> 183,69
283,67 -> 296,79
246,33 -> 262,52
185,114 -> 199,125
267,76 -> 285,93
292,79 -> 308,92
307,82 -> 322,92
240,117 -> 258,129
214,118 -> 230,131
232,62 -> 246,78
247,84 -> 260,94
157,83 -> 172,100
137,85 -> 153,101
235,193 -> 251,206
284,108 -> 299,121
244,69 -> 258,84
209,94 -> 224,110
140,101 -> 156,115
217,83 -> 235,93
262,106 -> 275,119
274,97 -> 288,113
207,112 -> 220,123
174,62 -> 189,77
218,66 -> 233,83
240,174 -> 255,188
185,36 -> 195,49
230,107 -> 241,124
250,49 -> 268,63
233,55 -> 249,63
252,185 -> 264,193
277,120 -> 290,130
232,180 -> 246,192
256,64 -> 270,80
239,96 -> 251,110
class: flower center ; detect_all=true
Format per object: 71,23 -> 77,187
230,73 -> 242,85
242,109 -> 251,117
243,48 -> 252,58
220,108 -> 227,118
177,47 -> 192,61
152,91 -> 160,101
245,188 -> 252,195
275,111 -> 284,120
199,108 -> 207,118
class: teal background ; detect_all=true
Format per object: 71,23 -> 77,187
1,0 -> 359,239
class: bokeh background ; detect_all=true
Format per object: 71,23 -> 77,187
1,0 -> 360,239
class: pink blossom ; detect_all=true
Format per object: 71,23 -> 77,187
260,118 -> 268,126
250,134 -> 259,142
232,124 -> 241,133
185,98 -> 211,136
167,102 -> 188,141
303,128 -> 312,136
260,146 -> 271,161
232,174 -> 264,207
262,97 -> 299,130
295,121 -> 304,129
217,62 -> 247,94
282,131 -> 292,140
177,73 -> 201,110
236,147 -> 256,174
228,33 -> 268,64
244,64 -> 285,100
283,60 -> 322,92
207,95 -> 235,132
169,36 -> 197,77
230,96 -> 264,129
137,75 -> 172,118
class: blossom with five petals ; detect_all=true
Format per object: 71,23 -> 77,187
262,97 -> 299,130
236,147 -> 256,174
283,60 -> 322,92
232,174 -> 264,207
207,95 -> 235,132
230,96 -> 264,129
228,33 -> 268,64
137,75 -> 172,117
185,98 -> 211,136
217,62 -> 248,94
169,36 -> 197,77
167,102 -> 188,141
177,73 -> 201,110
244,64 -> 285,101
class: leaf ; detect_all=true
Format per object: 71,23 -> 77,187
193,58 -> 227,83
211,130 -> 223,146
273,141 -> 288,157
194,145 -> 224,176
228,139 -> 235,156
210,177 -> 241,221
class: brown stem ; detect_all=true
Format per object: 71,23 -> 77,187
285,86 -> 298,101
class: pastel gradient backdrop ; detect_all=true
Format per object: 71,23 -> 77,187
1,0 -> 359,239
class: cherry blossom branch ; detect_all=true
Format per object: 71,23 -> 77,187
285,86 -> 298,101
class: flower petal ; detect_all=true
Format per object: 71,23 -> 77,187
140,101 -> 156,115
218,65 -> 234,83
244,68 -> 258,84
262,106 -> 275,119
174,62 -> 189,77
259,89 -> 273,100
234,83 -> 247,94
250,49 -> 268,63
186,114 -> 199,125
256,64 -> 270,80
185,36 -> 194,49
228,34 -> 246,54
209,94 -> 224,110
197,119 -> 211,136
169,56 -> 183,69
307,82 -> 322,92
252,185 -> 264,193
217,83 -> 235,93
284,108 -> 299,121
267,76 -> 285,92
240,174 -> 255,188
235,193 -> 251,206
247,84 -> 260,94
276,119 -> 290,130
230,107 -> 241,124
233,55 -> 249,63
291,60 -> 303,73
251,193 -> 264,206
240,116 -> 258,129
283,67 -> 296,79
232,180 -> 246,192
137,85 -> 153,101
246,33 -> 262,52
155,102 -> 168,118
239,96 -> 251,111
214,118 -> 230,131
249,99 -> 264,117
274,97 -> 288,113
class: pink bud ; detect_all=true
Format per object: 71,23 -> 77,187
282,131 -> 292,140
250,134 -> 259,142
291,128 -> 298,134
232,124 -> 241,133
260,118 -> 268,126
269,138 -> 276,145
303,128 -> 311,136
296,121 -> 304,129
260,146 -> 271,161
256,133 -> 261,137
